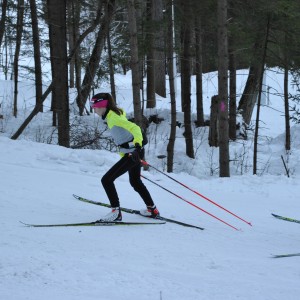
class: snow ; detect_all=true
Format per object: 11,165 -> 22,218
1,69 -> 300,300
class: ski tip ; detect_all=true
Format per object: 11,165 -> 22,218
271,253 -> 300,258
19,221 -> 32,227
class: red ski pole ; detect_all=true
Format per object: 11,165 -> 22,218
141,160 -> 252,227
141,175 -> 240,231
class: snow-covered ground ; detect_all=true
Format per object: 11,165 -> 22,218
1,69 -> 300,300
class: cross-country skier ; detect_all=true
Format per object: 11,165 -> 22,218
90,93 -> 160,222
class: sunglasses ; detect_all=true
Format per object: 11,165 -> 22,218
90,98 -> 109,109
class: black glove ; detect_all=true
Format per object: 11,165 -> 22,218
130,144 -> 142,163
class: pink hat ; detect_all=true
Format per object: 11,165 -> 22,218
90,98 -> 108,108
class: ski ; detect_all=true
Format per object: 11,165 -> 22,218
271,213 -> 300,224
73,194 -> 205,230
272,253 -> 300,258
20,220 -> 165,228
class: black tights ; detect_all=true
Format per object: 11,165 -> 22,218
101,154 -> 155,208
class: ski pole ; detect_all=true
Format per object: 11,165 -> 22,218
141,160 -> 252,227
141,175 -> 239,231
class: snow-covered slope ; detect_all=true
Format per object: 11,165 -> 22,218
1,136 -> 300,300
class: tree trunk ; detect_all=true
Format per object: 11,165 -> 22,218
134,0 -> 144,94
48,0 -> 69,147
74,1 -> 81,110
127,0 -> 143,126
284,31 -> 291,151
229,49 -> 236,140
153,0 -> 166,98
238,39 -> 264,126
284,66 -> 290,151
166,0 -> 176,173
0,0 -> 8,48
146,0 -> 156,108
180,0 -> 194,158
67,0 -> 75,88
13,0 -> 24,118
253,16 -> 270,175
195,5 -> 204,127
217,0 -> 230,177
209,95 -> 219,147
107,27 -> 116,102
29,0 -> 43,113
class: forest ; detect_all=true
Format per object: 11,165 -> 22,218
1,0 -> 300,177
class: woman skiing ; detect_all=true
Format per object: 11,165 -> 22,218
90,93 -> 160,222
